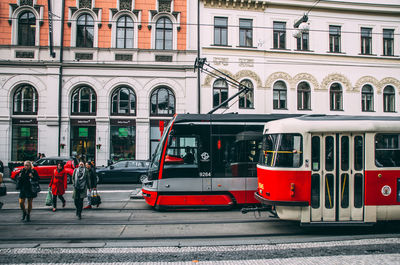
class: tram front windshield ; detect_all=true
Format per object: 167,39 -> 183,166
149,121 -> 173,176
260,133 -> 303,168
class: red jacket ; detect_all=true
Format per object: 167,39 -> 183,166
49,169 -> 67,196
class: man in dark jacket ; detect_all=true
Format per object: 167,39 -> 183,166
84,162 -> 98,209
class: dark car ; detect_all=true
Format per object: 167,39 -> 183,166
96,160 -> 149,184
11,156 -> 78,183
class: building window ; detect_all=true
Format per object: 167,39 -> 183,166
71,86 -> 97,115
383,29 -> 394,56
214,17 -> 228,46
330,83 -> 343,111
116,15 -> 134,48
110,124 -> 136,162
239,79 -> 254,109
13,84 -> 38,115
361,27 -> 372,55
239,19 -> 252,47
111,86 -> 136,115
150,87 -> 175,116
361,84 -> 374,112
213,79 -> 228,108
329,25 -> 341,53
296,32 -> 309,51
18,11 -> 36,46
77,14 -> 94,48
383,85 -> 395,112
12,123 -> 38,161
273,81 -> 287,109
297,82 -> 311,110
155,17 -> 173,50
273,22 -> 286,49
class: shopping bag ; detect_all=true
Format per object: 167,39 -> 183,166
45,187 -> 52,206
0,183 -> 6,197
89,190 -> 101,206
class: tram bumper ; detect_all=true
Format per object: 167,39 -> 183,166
254,192 -> 309,206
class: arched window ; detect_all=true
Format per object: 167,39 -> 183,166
213,79 -> 228,108
77,14 -> 94,48
18,11 -> 36,46
361,84 -> 374,112
297,81 -> 311,110
71,86 -> 97,115
239,79 -> 254,109
111,86 -> 136,115
150,87 -> 175,116
155,17 -> 173,50
383,85 -> 395,112
116,15 -> 134,48
13,84 -> 38,114
273,81 -> 287,109
330,83 -> 343,111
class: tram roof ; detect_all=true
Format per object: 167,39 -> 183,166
264,115 -> 400,134
173,113 -> 300,124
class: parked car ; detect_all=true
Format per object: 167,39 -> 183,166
11,156 -> 78,183
96,160 -> 149,184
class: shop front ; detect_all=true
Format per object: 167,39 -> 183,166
70,119 -> 96,162
110,119 -> 136,163
11,118 -> 38,162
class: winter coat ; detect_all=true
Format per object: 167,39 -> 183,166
87,167 -> 97,189
18,168 -> 39,199
49,169 -> 67,196
72,167 -> 88,199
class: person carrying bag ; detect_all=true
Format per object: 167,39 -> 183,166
17,161 -> 39,222
72,162 -> 88,219
49,162 -> 67,212
84,161 -> 100,209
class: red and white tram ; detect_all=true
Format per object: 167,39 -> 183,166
255,115 -> 400,225
142,113 -> 297,210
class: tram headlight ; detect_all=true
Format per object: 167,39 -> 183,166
290,183 -> 295,197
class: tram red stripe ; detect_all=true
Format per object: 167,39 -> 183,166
158,116 -> 176,180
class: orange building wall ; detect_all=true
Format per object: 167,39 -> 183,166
136,0 -> 155,49
1,0 -> 187,50
0,1 -> 12,45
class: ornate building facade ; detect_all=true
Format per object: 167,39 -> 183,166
0,0 -> 197,166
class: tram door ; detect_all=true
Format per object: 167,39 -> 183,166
310,134 -> 364,222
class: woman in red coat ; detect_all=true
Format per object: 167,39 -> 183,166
49,162 -> 67,212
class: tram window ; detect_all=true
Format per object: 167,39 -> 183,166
341,136 -> 349,171
354,173 -> 363,208
354,136 -> 364,171
375,134 -> 400,168
325,136 -> 334,171
311,174 -> 320,209
311,136 -> 320,171
262,134 -> 303,168
166,136 -> 198,165
340,173 -> 349,209
325,174 -> 334,209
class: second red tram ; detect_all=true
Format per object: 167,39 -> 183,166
255,115 -> 400,225
142,113 -> 297,210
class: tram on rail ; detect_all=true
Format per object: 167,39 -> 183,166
142,113 -> 297,210
255,115 -> 400,225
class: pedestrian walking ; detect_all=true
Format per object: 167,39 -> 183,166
17,161 -> 39,222
72,162 -> 88,219
0,172 -> 5,210
84,161 -> 99,209
49,162 -> 67,212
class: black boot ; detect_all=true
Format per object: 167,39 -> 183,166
26,214 -> 31,222
21,211 -> 27,221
